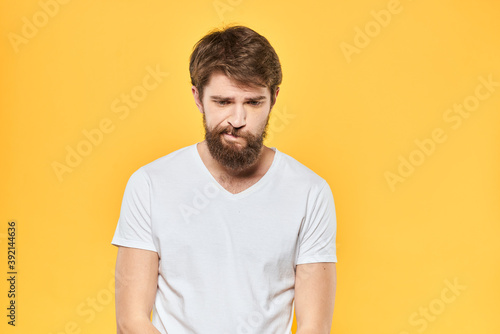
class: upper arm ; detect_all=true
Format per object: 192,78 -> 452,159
115,246 -> 159,328
294,262 -> 337,334
296,181 -> 337,266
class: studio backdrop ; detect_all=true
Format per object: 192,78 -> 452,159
1,0 -> 499,333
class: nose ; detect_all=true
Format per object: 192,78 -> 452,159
227,103 -> 246,129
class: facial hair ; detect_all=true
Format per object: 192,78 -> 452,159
203,113 -> 269,171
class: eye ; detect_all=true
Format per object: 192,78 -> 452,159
216,100 -> 229,106
248,101 -> 263,106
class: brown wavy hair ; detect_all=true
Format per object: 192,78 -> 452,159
189,25 -> 282,106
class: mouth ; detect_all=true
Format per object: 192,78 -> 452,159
223,132 -> 238,140
221,132 -> 247,148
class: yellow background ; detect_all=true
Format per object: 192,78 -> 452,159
1,0 -> 499,333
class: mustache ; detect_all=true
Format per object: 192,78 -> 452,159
215,126 -> 241,137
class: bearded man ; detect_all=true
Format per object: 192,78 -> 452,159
111,25 -> 338,334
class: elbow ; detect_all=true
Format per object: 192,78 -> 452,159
296,324 -> 332,334
116,318 -> 131,334
116,316 -> 145,334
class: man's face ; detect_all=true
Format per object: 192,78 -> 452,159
193,72 -> 276,171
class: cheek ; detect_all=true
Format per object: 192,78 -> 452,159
204,112 -> 226,130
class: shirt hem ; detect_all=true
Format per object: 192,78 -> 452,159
296,256 -> 337,265
111,237 -> 158,253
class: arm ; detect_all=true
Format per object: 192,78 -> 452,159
115,246 -> 161,334
294,262 -> 337,334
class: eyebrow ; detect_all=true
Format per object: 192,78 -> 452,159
210,95 -> 267,101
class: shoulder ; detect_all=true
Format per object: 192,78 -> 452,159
132,144 -> 197,181
274,148 -> 329,190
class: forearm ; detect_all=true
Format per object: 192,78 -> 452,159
294,262 -> 336,334
117,317 -> 162,334
115,247 -> 160,334
296,328 -> 330,334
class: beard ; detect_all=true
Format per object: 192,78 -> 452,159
203,113 -> 269,171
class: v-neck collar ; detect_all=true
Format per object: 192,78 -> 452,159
191,142 -> 281,200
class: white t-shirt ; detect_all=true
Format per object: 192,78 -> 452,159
111,143 -> 337,334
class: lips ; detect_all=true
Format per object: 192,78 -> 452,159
222,130 -> 238,137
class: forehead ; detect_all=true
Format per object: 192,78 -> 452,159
204,72 -> 269,98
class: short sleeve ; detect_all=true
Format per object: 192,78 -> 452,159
111,167 -> 157,252
296,181 -> 337,265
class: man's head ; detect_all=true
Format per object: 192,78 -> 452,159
189,25 -> 282,171
189,25 -> 282,107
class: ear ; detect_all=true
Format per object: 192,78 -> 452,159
270,87 -> 280,110
192,86 -> 204,114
